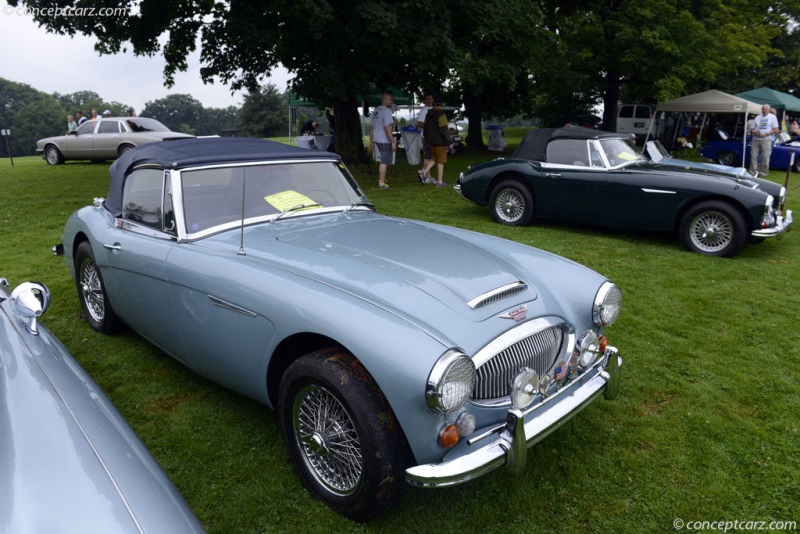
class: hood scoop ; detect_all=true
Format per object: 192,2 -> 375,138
467,281 -> 528,309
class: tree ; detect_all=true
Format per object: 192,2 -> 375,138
539,0 -> 785,132
0,77 -> 70,157
239,84 -> 286,138
15,0 -> 452,162
141,94 -> 205,134
446,0 -> 550,148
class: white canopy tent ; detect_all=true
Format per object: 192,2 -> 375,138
647,90 -> 762,168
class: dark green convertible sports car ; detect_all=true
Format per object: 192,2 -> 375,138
455,127 -> 792,257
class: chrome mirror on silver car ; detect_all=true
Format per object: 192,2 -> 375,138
10,282 -> 51,336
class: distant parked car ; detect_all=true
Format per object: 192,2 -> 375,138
700,131 -> 800,172
0,277 -> 204,533
36,117 -> 193,165
60,137 -> 623,520
455,127 -> 792,257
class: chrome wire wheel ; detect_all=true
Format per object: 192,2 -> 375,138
495,188 -> 526,223
79,258 -> 105,322
293,384 -> 363,496
689,211 -> 733,253
717,152 -> 736,166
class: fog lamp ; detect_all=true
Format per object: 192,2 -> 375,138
510,368 -> 538,410
456,412 -> 476,436
579,331 -> 600,368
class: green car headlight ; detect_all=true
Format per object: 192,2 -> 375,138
593,282 -> 622,327
426,351 -> 476,413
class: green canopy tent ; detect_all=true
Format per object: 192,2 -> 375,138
288,86 -> 415,144
735,87 -> 800,113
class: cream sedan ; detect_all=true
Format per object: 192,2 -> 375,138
36,117 -> 193,164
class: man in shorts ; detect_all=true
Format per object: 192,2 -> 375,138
749,104 -> 779,175
369,92 -> 396,189
416,93 -> 435,184
423,96 -> 452,187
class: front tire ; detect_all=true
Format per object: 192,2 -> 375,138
45,145 -> 64,165
489,179 -> 534,226
679,201 -> 748,257
278,348 -> 410,521
716,151 -> 737,166
74,241 -> 122,333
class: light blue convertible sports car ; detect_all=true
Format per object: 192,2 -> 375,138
60,138 -> 623,520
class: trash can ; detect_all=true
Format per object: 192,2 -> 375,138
295,136 -> 316,150
401,126 -> 422,165
486,125 -> 506,152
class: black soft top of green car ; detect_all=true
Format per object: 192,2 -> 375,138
511,127 -> 623,162
105,137 -> 339,217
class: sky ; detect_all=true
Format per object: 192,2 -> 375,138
0,8 -> 293,112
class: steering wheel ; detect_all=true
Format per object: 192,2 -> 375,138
301,188 -> 338,205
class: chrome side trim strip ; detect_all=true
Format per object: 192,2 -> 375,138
641,188 -> 676,194
207,295 -> 258,317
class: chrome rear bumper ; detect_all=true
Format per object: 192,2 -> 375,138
751,210 -> 793,238
405,346 -> 622,488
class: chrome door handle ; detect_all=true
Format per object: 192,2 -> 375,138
103,243 -> 121,251
544,172 -> 561,178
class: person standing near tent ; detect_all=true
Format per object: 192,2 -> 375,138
416,93 -> 435,184
423,96 -> 452,187
749,104 -> 779,175
369,92 -> 396,189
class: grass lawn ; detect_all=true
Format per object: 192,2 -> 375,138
0,139 -> 798,533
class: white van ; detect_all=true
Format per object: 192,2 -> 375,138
616,104 -> 655,137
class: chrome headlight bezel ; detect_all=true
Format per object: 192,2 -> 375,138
593,282 -> 622,327
425,350 -> 476,413
764,194 -> 775,214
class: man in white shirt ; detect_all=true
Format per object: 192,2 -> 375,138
369,92 -> 395,189
750,104 -> 779,174
416,93 -> 435,184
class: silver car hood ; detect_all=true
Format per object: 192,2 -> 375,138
0,297 -> 204,534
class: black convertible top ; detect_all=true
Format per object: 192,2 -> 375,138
105,137 -> 339,216
511,127 -> 623,162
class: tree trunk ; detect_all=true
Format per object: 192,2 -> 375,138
601,70 -> 621,133
463,85 -> 486,150
332,96 -> 367,164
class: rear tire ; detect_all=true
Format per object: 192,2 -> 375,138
716,151 -> 737,166
489,179 -> 534,226
118,144 -> 135,156
74,241 -> 122,334
278,348 -> 410,521
679,201 -> 748,257
45,145 -> 64,165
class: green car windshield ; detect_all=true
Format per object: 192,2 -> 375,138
599,138 -> 644,167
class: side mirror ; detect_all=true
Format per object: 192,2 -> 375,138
68,131 -> 77,136
10,282 -> 50,336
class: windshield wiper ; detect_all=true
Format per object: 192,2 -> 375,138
344,200 -> 375,213
271,203 -> 323,223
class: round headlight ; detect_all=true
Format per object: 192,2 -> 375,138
510,368 -> 538,410
426,351 -> 476,413
579,330 -> 601,368
593,282 -> 622,327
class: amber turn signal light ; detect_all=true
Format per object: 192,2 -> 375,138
438,424 -> 459,449
599,336 -> 608,353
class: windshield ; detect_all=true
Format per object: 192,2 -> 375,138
181,161 -> 365,234
600,138 -> 643,167
126,118 -> 171,133
644,140 -> 670,162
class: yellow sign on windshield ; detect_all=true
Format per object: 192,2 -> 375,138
264,190 -> 317,212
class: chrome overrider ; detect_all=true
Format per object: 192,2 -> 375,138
751,209 -> 793,238
405,345 -> 622,487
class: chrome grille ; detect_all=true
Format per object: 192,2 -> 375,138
473,326 -> 564,401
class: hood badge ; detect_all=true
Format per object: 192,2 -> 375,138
499,304 -> 527,322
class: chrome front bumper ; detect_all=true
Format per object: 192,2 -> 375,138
751,210 -> 793,238
406,346 -> 622,488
